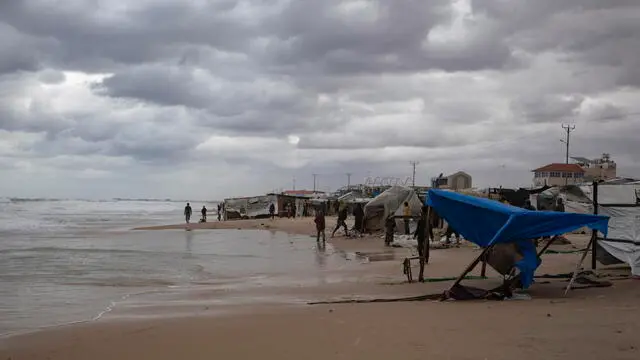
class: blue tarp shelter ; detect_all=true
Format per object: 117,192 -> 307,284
426,189 -> 609,288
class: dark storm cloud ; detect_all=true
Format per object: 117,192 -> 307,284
259,0 -> 517,76
0,0 -> 262,72
510,94 -> 585,124
2,0 -> 640,198
473,0 -> 640,88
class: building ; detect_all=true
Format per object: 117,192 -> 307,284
282,190 -> 324,197
532,163 -> 585,187
431,171 -> 473,190
571,153 -> 617,181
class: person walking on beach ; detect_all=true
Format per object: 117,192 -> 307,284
384,216 -> 396,246
269,203 -> 276,219
184,203 -> 192,224
353,202 -> 365,234
217,204 -> 222,221
403,201 -> 411,235
315,207 -> 326,245
414,206 -> 429,281
331,202 -> 349,238
201,205 -> 207,222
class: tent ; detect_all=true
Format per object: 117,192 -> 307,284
224,194 -> 278,219
426,189 -> 609,289
364,186 -> 423,232
541,184 -> 640,276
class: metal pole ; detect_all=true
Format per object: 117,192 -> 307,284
346,173 -> 351,190
312,174 -> 317,193
292,176 -> 296,191
561,124 -> 575,185
591,180 -> 598,270
410,161 -> 419,187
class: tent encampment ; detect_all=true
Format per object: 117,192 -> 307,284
364,186 -> 423,232
427,189 -> 609,289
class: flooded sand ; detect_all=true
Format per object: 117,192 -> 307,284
0,228 -> 364,335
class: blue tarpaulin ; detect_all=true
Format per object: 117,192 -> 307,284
426,189 -> 609,288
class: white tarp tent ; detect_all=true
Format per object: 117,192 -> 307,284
544,184 -> 640,276
363,185 -> 423,232
223,194 -> 278,219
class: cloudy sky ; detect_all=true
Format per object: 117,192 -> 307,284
1,0 -> 640,200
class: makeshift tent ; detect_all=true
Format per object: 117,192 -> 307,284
364,186 -> 423,232
542,184 -> 640,276
426,189 -> 609,289
223,194 -> 278,219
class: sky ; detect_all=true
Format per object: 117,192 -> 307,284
1,0 -> 640,200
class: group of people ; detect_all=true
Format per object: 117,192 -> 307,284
312,201 -> 366,245
183,202 -> 226,224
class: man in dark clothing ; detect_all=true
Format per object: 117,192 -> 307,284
217,204 -> 221,221
353,203 -> 365,233
414,206 -> 429,281
384,216 -> 396,246
314,208 -> 326,245
331,203 -> 349,238
292,203 -> 297,218
201,206 -> 207,222
269,203 -> 276,219
554,198 -> 565,212
184,203 -> 192,224
402,201 -> 411,235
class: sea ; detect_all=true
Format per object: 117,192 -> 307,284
0,198 -> 356,336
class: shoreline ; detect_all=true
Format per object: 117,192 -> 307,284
3,219 -> 639,359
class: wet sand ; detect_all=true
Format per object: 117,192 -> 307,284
2,217 -> 639,359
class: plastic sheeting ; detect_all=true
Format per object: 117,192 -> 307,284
224,194 -> 277,219
363,186 -> 423,232
559,184 -> 640,276
426,189 -> 609,288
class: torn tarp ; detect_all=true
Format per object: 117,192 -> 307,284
426,189 -> 609,288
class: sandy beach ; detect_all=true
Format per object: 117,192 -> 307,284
2,217 -> 639,360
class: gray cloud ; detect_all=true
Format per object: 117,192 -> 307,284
1,0 -> 640,199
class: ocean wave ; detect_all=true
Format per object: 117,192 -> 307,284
0,247 -> 261,258
56,277 -> 178,288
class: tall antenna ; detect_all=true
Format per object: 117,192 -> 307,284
561,124 -> 576,186
312,173 -> 318,193
561,124 -> 576,164
346,173 -> 352,190
410,161 -> 420,187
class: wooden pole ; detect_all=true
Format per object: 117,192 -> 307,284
425,206 -> 431,264
591,180 -> 599,270
447,246 -> 491,294
565,235 -> 594,296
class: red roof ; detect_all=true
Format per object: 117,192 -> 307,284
532,163 -> 585,173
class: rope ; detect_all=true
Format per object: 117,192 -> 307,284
543,248 -> 587,254
421,275 -> 487,283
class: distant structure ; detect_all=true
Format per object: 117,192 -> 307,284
571,153 -> 617,182
282,190 -> 324,197
431,171 -> 473,190
532,163 -> 585,187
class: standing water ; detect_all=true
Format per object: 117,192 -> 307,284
0,198 -> 354,335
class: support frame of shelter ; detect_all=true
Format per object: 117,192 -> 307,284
426,189 -> 610,301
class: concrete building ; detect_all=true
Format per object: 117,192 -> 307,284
532,163 -> 585,187
571,153 -> 617,181
431,171 -> 473,190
